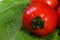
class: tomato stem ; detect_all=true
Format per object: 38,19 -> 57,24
32,17 -> 44,29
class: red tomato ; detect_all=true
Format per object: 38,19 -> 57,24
22,3 -> 57,36
30,0 -> 58,8
57,6 -> 60,27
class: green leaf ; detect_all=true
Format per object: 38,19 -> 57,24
0,0 -> 60,40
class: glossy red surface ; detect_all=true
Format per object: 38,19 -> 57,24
30,0 -> 58,8
22,3 -> 57,36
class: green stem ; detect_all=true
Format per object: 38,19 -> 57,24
32,17 -> 44,29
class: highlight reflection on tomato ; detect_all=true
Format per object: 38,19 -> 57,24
30,0 -> 58,8
22,3 -> 57,36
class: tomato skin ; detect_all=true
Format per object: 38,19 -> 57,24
30,0 -> 58,8
57,6 -> 60,27
22,3 -> 57,36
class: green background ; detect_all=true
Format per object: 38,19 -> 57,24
0,0 -> 60,40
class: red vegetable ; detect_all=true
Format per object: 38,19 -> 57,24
57,6 -> 60,27
22,3 -> 57,36
30,0 -> 58,8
